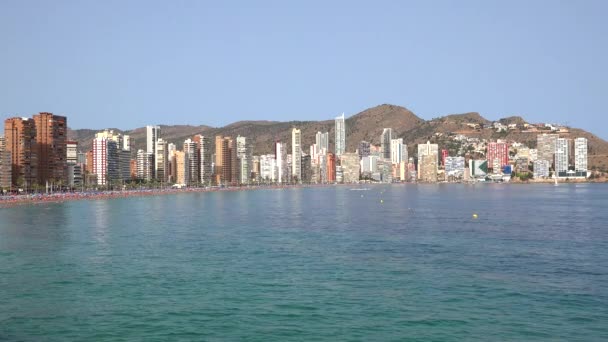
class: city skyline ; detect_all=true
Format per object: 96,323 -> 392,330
1,1 -> 607,139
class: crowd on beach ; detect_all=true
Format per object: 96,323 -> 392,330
0,184 -> 320,208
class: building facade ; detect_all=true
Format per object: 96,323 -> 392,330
4,117 -> 37,187
335,113 -> 346,156
381,128 -> 392,160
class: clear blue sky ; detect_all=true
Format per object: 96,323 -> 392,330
1,0 -> 606,139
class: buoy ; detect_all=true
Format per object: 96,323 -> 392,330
361,194 -> 364,198
473,213 -> 478,219
380,199 -> 384,203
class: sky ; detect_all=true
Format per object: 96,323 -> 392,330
1,0 -> 607,139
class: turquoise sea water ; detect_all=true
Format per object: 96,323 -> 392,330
1,184 -> 607,341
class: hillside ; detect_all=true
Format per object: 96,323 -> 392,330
68,104 -> 608,171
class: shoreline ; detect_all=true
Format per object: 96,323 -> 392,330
0,184 -> 342,208
1,181 -> 606,208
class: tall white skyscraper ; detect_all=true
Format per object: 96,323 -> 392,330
184,138 -> 199,185
146,125 -> 160,154
555,138 -> 570,177
146,125 -> 160,178
381,128 -> 392,160
275,141 -> 287,183
335,113 -> 346,156
155,138 -> 169,182
574,137 -> 588,177
316,131 -> 329,154
291,128 -> 302,182
390,138 -> 407,165
236,135 -> 252,184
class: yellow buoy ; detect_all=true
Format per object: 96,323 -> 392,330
473,213 -> 478,219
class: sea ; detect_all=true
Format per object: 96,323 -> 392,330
1,183 -> 607,341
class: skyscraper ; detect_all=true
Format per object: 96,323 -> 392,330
487,142 -> 509,172
155,138 -> 169,182
92,130 -> 121,186
537,133 -> 559,167
66,141 -> 78,165
4,117 -> 37,187
291,128 -> 302,182
335,113 -> 346,156
214,136 -> 236,185
315,131 -> 329,153
390,138 -> 407,165
275,141 -> 287,183
0,135 -> 12,188
417,141 -> 438,181
381,128 -> 392,159
327,153 -> 336,182
136,149 -> 153,181
194,135 -> 212,185
358,141 -> 371,159
33,112 -> 67,185
555,138 -> 570,177
236,135 -> 251,185
184,139 -> 199,185
574,137 -> 588,178
146,125 -> 160,178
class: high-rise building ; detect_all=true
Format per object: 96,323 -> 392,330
184,139 -> 199,185
574,137 -> 588,178
67,164 -> 82,188
537,134 -> 559,167
118,149 -> 131,182
66,141 -> 78,165
340,153 -> 360,183
130,159 -> 137,180
146,125 -> 160,178
194,135 -> 212,185
236,135 -> 251,185
487,142 -> 509,172
275,141 -> 287,183
316,131 -> 329,154
335,113 -> 346,156
326,153 -> 336,182
86,150 -> 94,174
92,130 -> 121,186
291,128 -> 302,182
155,138 -> 169,182
0,135 -> 12,189
419,154 -> 438,182
381,128 -> 392,159
4,117 -> 37,187
390,138 -> 407,165
417,141 -> 438,181
214,136 -> 237,185
122,135 -> 132,151
358,141 -> 371,159
301,155 -> 312,183
555,138 -> 570,177
259,154 -> 275,182
136,149 -> 154,181
33,113 -> 67,185
533,160 -> 550,178
174,151 -> 187,185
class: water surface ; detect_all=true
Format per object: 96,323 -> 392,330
1,184 -> 607,341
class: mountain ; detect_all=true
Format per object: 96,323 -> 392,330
68,104 -> 608,171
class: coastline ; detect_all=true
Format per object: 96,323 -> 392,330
0,184 -> 327,209
1,180 -> 606,208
